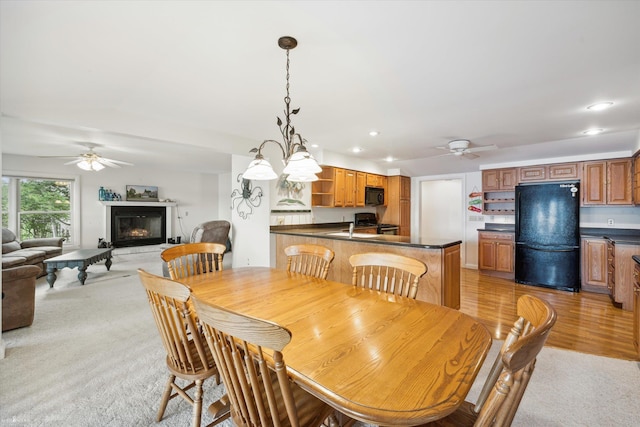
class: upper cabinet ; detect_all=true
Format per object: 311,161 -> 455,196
311,166 -> 336,207
311,167 -> 382,208
355,171 -> 366,207
482,168 -> 517,191
366,173 -> 387,188
482,168 -> 517,215
519,162 -> 580,183
634,153 -> 640,205
582,159 -> 633,205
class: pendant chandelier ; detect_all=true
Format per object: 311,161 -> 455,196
242,36 -> 321,182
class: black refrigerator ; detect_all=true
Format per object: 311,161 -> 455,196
515,181 -> 580,292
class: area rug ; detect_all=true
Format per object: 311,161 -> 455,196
1,252 -> 638,426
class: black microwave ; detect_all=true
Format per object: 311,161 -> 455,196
364,187 -> 385,205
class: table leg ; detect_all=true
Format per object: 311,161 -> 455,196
46,265 -> 57,288
78,265 -> 88,285
105,256 -> 112,271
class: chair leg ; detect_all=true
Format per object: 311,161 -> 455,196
192,379 -> 204,427
157,374 -> 176,421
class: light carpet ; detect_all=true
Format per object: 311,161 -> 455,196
1,251 -> 639,426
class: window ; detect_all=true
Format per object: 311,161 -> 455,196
2,175 -> 78,245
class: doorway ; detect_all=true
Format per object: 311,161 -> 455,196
419,179 -> 465,264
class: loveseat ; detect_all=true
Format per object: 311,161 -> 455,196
2,228 -> 64,276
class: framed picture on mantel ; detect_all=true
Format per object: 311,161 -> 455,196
126,185 -> 159,202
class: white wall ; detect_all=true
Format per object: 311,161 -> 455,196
230,155 -> 270,267
4,154 -> 220,248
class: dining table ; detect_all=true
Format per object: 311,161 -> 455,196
183,267 -> 492,426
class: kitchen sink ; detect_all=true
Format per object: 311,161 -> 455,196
326,232 -> 379,238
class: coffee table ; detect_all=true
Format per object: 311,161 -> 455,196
43,248 -> 113,288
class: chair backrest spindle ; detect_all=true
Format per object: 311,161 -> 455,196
284,244 -> 335,279
349,252 -> 427,299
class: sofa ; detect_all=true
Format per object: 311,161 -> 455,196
2,228 -> 64,276
2,265 -> 41,331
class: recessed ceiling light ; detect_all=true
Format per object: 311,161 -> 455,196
369,130 -> 379,137
385,156 -> 394,162
352,147 -> 362,153
310,144 -> 319,148
586,102 -> 613,111
583,128 -> 604,136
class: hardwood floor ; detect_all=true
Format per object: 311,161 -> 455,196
459,268 -> 638,361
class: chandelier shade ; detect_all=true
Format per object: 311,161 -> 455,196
242,36 -> 321,182
242,157 -> 279,181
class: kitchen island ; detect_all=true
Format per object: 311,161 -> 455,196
271,224 -> 462,309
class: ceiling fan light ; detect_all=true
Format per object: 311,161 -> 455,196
77,160 -> 92,171
586,102 -> 613,111
91,161 -> 105,171
242,157 -> 278,180
583,128 -> 604,136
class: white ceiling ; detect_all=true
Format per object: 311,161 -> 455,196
2,0 -> 640,176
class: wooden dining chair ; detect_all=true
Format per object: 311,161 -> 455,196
161,242 -> 227,280
423,294 -> 557,427
349,252 -> 427,299
137,269 -> 229,427
192,296 -> 336,427
284,243 -> 335,279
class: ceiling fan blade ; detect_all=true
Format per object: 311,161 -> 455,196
38,155 -> 83,159
462,152 -> 480,159
101,157 -> 134,166
63,158 -> 83,165
97,158 -> 122,168
466,144 -> 498,153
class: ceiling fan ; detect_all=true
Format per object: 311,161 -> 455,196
434,139 -> 498,159
39,144 -> 134,171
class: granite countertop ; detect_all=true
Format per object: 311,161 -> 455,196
476,223 -> 640,245
477,223 -> 515,233
270,223 -> 461,249
580,228 -> 640,245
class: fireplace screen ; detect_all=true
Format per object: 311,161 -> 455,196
111,206 -> 166,247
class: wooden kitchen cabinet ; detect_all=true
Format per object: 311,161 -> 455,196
581,238 -> 609,294
482,168 -> 517,191
613,244 -> 640,311
366,173 -> 386,188
311,166 -> 336,207
482,168 -> 517,214
381,175 -> 411,236
582,158 -> 633,205
634,154 -> 640,204
633,262 -> 640,355
334,168 -> 345,206
518,165 -> 547,182
478,231 -> 514,279
518,162 -> 580,183
355,171 -> 366,207
548,162 -> 580,180
344,170 -> 356,207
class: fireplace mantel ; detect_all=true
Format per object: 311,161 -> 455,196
99,201 -> 177,207
100,201 -> 176,245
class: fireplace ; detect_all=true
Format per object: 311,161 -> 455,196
111,205 -> 166,247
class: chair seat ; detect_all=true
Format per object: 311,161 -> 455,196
165,333 -> 218,381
